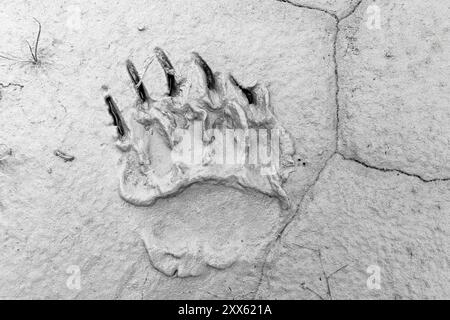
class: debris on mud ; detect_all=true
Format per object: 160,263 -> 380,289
54,149 -> 75,162
0,18 -> 43,66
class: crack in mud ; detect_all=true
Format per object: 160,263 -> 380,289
277,0 -> 363,150
127,0 -> 447,294
338,152 -> 450,182
254,0 -> 450,298
252,152 -> 335,298
277,0 -> 339,19
0,82 -> 24,89
252,0 -> 363,299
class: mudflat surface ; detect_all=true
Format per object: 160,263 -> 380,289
0,0 -> 448,299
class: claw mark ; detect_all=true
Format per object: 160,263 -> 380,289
192,52 -> 216,90
105,95 -> 128,138
154,47 -> 177,96
230,75 -> 254,105
126,59 -> 149,102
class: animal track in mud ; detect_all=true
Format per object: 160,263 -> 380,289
104,47 -> 296,209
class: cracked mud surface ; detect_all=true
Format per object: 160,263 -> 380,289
0,0 -> 448,299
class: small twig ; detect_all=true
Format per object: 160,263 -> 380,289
318,250 -> 332,298
206,291 -> 223,299
54,149 -> 75,162
291,243 -> 320,254
324,264 -> 348,300
300,282 -> 325,300
293,244 -> 349,300
141,269 -> 149,300
327,264 -> 349,279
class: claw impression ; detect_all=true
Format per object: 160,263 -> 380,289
105,48 -> 296,209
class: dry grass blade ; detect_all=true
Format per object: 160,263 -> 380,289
32,18 -> 42,62
0,18 -> 42,65
26,40 -> 36,62
0,53 -> 22,62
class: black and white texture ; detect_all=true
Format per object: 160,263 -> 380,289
0,0 -> 448,299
